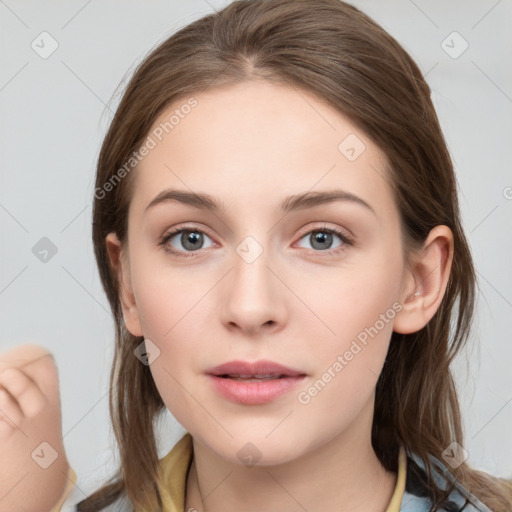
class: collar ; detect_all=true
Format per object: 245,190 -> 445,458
400,449 -> 493,511
95,434 -> 493,512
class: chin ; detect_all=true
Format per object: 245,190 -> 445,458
210,433 -> 306,468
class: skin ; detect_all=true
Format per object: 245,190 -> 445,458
0,344 -> 70,512
107,79 -> 453,512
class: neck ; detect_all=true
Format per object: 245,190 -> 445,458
184,400 -> 397,512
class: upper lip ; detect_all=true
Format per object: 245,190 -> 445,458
206,359 -> 306,377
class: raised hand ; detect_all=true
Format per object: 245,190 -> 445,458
0,344 -> 71,512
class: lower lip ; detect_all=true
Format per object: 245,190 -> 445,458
207,375 -> 306,405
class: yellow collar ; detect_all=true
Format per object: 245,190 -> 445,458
49,466 -> 78,512
157,433 -> 407,512
158,433 -> 194,511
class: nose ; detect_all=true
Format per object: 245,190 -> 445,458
219,240 -> 287,336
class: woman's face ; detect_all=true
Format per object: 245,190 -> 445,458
113,79 -> 411,465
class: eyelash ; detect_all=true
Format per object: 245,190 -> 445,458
158,224 -> 353,259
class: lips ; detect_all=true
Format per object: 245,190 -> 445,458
205,360 -> 307,405
206,360 -> 306,379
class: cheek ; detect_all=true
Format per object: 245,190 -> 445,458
292,307 -> 396,446
300,245 -> 403,351
132,257 -> 206,343
130,264 -> 212,411
293,244 -> 403,405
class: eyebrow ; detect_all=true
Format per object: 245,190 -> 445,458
144,188 -> 376,216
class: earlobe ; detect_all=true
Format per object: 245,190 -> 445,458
105,232 -> 144,337
393,225 -> 454,335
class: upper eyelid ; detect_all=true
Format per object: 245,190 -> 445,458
297,224 -> 352,240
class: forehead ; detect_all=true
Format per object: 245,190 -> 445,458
130,79 -> 396,221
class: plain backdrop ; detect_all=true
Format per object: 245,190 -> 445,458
1,0 -> 511,501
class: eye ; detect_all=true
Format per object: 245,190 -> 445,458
159,224 -> 353,258
296,225 -> 352,255
159,226 -> 215,256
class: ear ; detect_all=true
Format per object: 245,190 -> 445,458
105,232 -> 143,337
393,225 -> 454,334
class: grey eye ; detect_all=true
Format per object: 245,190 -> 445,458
168,230 -> 214,252
297,230 -> 345,251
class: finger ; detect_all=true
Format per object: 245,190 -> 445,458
19,352 -> 55,371
0,386 -> 23,433
0,368 -> 46,419
0,344 -> 53,373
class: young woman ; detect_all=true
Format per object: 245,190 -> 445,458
1,0 -> 510,511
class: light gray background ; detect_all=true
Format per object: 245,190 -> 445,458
1,0 -> 511,500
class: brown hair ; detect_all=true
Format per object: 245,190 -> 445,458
80,0 -> 512,510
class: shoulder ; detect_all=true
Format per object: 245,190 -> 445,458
401,450 -> 494,512
71,433 -> 193,512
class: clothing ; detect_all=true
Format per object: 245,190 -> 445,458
60,433 -> 494,511
50,467 -> 77,512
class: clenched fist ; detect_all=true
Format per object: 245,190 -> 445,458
0,344 -> 71,512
